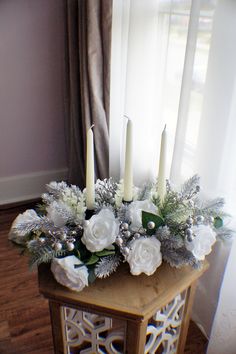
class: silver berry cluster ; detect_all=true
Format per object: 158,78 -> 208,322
40,226 -> 82,252
116,221 -> 156,258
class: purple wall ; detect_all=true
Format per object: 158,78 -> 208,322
0,0 -> 67,178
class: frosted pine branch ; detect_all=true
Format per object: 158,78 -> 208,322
95,255 -> 121,278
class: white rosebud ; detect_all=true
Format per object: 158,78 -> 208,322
128,200 -> 158,231
46,201 -> 71,227
81,208 -> 119,252
8,209 -> 41,243
185,224 -> 216,261
51,256 -> 88,292
127,236 -> 162,276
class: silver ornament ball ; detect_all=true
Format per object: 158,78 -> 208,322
196,215 -> 204,223
106,191 -> 113,199
185,228 -> 193,237
186,217 -> 193,225
122,246 -> 130,256
54,242 -> 62,251
133,232 -> 140,239
187,234 -> 194,242
147,221 -> 155,230
116,237 -> 123,246
67,242 -> 75,251
122,222 -> 129,230
123,230 -> 131,238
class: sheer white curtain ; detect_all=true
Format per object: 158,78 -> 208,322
109,0 -> 236,351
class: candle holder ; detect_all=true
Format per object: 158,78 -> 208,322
85,209 -> 95,220
122,199 -> 133,205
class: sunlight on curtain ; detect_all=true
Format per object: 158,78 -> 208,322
110,0 -> 236,347
110,0 -> 215,186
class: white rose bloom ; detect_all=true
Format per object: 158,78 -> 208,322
46,201 -> 71,227
127,236 -> 162,276
8,209 -> 41,243
81,208 -> 119,252
186,224 -> 216,261
128,200 -> 158,230
51,256 -> 88,292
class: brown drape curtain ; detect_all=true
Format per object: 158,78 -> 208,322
64,0 -> 113,188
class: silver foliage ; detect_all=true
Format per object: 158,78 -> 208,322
94,255 -> 121,278
13,216 -> 52,237
27,239 -> 66,268
95,178 -> 117,208
46,181 -> 68,198
180,174 -> 200,199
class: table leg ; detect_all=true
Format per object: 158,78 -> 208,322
49,301 -> 64,354
126,319 -> 148,354
177,282 -> 197,354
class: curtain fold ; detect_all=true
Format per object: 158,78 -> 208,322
65,0 -> 112,188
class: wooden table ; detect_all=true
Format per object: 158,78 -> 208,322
38,261 -> 208,354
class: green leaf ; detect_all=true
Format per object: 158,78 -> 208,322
142,211 -> 164,235
74,263 -> 85,269
85,254 -> 99,265
95,249 -> 115,257
88,270 -> 97,284
214,216 -> 223,229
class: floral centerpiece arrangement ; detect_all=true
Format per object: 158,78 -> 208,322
9,175 -> 231,292
8,122 -> 232,292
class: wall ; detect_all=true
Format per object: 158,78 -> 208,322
0,0 -> 68,204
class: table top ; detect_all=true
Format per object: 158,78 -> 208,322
38,261 -> 208,321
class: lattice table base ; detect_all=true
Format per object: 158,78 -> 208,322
39,262 -> 208,354
59,290 -> 187,354
145,291 -> 187,354
61,307 -> 126,354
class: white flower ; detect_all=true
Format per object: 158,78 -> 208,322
62,186 -> 86,222
128,200 -> 158,230
186,224 -> 216,260
127,236 -> 162,275
51,256 -> 88,292
81,208 -> 119,252
8,209 -> 41,243
46,201 -> 71,227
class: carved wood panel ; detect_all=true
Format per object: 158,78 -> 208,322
145,291 -> 187,354
60,306 -> 126,353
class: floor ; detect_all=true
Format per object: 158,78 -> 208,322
0,201 -> 208,354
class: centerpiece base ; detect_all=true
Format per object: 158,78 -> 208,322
38,261 -> 208,354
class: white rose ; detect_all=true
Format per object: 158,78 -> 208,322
127,236 -> 162,275
8,209 -> 41,243
81,208 -> 119,252
51,256 -> 88,292
186,224 -> 216,261
46,201 -> 71,227
128,200 -> 158,230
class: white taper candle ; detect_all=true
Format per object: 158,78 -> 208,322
157,125 -> 167,203
86,126 -> 95,209
123,119 -> 133,202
